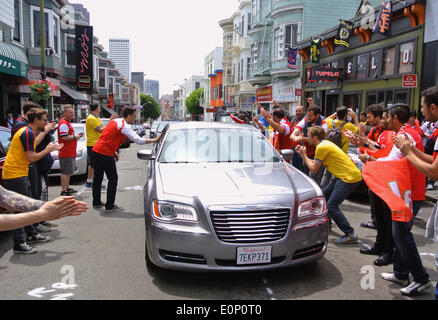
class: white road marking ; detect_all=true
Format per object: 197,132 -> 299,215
125,186 -> 143,191
420,253 -> 436,258
28,288 -> 56,298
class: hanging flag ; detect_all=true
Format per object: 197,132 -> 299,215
287,47 -> 298,70
310,38 -> 321,64
335,20 -> 354,48
373,0 -> 392,36
362,158 -> 414,223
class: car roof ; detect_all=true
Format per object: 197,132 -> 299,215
166,122 -> 254,130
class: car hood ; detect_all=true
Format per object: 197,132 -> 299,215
158,162 -> 317,199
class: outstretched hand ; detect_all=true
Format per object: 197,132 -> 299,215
37,197 -> 88,221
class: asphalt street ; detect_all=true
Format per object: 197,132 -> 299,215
0,143 -> 436,300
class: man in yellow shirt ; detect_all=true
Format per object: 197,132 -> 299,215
296,126 -> 362,245
326,106 -> 359,154
85,105 -> 115,188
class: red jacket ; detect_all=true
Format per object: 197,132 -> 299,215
93,119 -> 127,157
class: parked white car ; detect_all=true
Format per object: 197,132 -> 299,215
49,123 -> 88,178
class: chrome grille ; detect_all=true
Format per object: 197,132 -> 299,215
210,209 -> 291,244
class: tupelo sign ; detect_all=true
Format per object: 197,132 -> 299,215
75,25 -> 94,92
307,66 -> 343,82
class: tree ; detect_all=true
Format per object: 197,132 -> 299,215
185,88 -> 204,116
140,94 -> 161,121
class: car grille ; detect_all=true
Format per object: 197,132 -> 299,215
210,209 -> 291,244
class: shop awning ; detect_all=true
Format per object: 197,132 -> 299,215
0,42 -> 28,77
60,84 -> 90,104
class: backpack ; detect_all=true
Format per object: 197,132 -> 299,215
327,120 -> 347,149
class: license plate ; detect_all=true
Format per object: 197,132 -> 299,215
237,247 -> 272,265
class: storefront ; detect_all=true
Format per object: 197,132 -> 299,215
0,42 -> 29,117
299,0 -> 426,115
272,78 -> 302,114
53,84 -> 90,122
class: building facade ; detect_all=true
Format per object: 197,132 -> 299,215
131,71 -> 144,92
249,0 -> 382,114
202,46 -> 223,122
299,0 -> 426,116
109,38 -> 131,82
144,79 -> 159,103
422,0 -> 438,90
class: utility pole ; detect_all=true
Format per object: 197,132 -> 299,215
40,0 -> 46,80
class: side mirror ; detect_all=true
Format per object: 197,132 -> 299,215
137,150 -> 155,161
281,149 -> 294,160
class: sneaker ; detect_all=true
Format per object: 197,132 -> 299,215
335,233 -> 359,245
427,184 -> 434,191
41,221 -> 58,228
105,205 -> 124,213
67,188 -> 78,194
85,182 -> 93,188
61,191 -> 70,196
400,281 -> 431,296
35,224 -> 52,234
93,203 -> 105,209
381,272 -> 410,287
360,221 -> 377,230
13,243 -> 38,255
26,234 -> 51,244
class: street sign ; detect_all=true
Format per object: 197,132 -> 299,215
295,89 -> 303,97
250,96 -> 256,104
402,74 -> 417,88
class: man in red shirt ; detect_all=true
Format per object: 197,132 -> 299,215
92,108 -> 160,213
58,106 -> 83,196
257,104 -> 293,152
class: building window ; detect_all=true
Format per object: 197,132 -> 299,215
248,13 -> 252,31
285,24 -> 298,48
241,15 -> 245,37
99,68 -> 107,88
195,82 -> 200,90
219,84 -> 223,99
33,11 -> 49,48
369,50 -> 380,79
240,59 -> 244,81
398,42 -> 414,74
345,57 -> 356,80
53,16 -> 59,54
274,28 -> 281,60
251,44 -> 258,64
13,0 -> 22,42
109,77 -> 115,94
252,0 -> 257,23
65,34 -> 75,67
247,57 -> 251,80
357,53 -> 369,80
383,46 -> 396,76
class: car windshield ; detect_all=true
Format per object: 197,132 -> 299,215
219,116 -> 234,123
53,126 -> 86,143
159,128 -> 281,163
0,130 -> 11,155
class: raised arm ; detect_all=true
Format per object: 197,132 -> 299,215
0,185 -> 44,213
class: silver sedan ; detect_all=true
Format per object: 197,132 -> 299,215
138,122 -> 328,272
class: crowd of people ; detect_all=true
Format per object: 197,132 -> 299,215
0,102 -> 157,256
232,87 -> 438,298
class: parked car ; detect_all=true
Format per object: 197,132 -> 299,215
49,123 -> 88,178
218,115 -> 235,124
150,121 -> 160,139
143,122 -> 151,129
132,124 -> 146,137
137,122 -> 328,272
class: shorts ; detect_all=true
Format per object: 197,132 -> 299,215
59,157 -> 76,175
87,146 -> 96,168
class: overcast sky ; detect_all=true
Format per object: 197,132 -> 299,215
76,0 -> 238,96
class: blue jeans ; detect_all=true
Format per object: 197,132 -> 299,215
292,152 -> 306,174
392,218 -> 430,283
323,178 -> 361,236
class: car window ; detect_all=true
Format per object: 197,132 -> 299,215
151,122 -> 159,130
159,128 -> 280,163
53,126 -> 86,143
0,130 -> 12,155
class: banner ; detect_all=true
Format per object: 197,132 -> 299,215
310,38 -> 321,64
335,20 -> 354,48
362,158 -> 413,222
306,66 -> 342,82
75,25 -> 94,92
287,47 -> 298,70
373,0 -> 392,36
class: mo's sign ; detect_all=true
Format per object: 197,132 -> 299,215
75,25 -> 94,92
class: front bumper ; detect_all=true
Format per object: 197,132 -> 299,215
145,214 -> 328,272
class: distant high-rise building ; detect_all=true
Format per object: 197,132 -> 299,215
131,72 -> 145,92
71,3 -> 90,25
144,80 -> 160,103
109,38 -> 131,82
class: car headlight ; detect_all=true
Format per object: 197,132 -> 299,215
298,197 -> 326,218
152,201 -> 198,222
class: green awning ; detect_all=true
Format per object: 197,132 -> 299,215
0,42 -> 28,78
